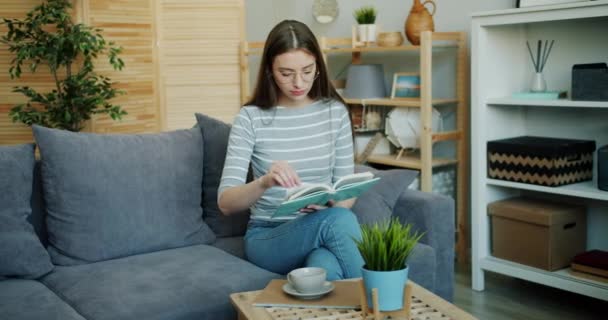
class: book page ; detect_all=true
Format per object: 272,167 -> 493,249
286,183 -> 332,200
330,177 -> 380,202
333,171 -> 374,190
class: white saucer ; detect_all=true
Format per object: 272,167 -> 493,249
282,281 -> 335,300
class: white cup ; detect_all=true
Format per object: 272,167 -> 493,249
287,267 -> 327,294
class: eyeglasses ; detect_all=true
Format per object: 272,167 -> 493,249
272,68 -> 319,84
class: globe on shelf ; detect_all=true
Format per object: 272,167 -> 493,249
385,108 -> 442,149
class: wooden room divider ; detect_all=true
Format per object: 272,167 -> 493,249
0,0 -> 245,144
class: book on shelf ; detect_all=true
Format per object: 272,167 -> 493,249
272,172 -> 380,218
571,250 -> 608,279
511,91 -> 567,100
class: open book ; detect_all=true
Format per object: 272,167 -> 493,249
272,172 -> 380,218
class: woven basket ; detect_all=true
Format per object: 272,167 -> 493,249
377,32 -> 404,47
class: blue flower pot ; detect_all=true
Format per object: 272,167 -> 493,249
361,265 -> 409,311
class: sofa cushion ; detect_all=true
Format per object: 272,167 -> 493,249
0,144 -> 53,279
212,236 -> 245,259
0,279 -> 85,320
33,125 -> 215,266
195,113 -> 250,237
41,244 -> 280,320
406,243 -> 436,293
352,166 -> 418,225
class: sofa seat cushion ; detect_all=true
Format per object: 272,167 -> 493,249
33,125 -> 215,266
0,279 -> 85,320
41,244 -> 280,320
0,144 -> 53,279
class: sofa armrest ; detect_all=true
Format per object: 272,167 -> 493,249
392,189 -> 455,301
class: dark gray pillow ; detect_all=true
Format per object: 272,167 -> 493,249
195,113 -> 250,238
33,125 -> 215,266
0,144 -> 53,279
352,166 -> 419,225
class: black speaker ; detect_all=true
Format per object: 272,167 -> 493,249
599,145 -> 608,191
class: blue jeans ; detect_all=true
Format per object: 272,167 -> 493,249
244,207 -> 364,280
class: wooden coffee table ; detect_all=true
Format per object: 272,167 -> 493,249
230,280 -> 477,320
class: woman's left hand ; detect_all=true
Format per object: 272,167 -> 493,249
299,200 -> 335,213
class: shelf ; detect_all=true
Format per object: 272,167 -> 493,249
486,178 -> 608,201
480,256 -> 608,301
472,0 -> 608,18
344,98 -> 459,108
322,43 -> 458,54
353,128 -> 383,134
486,98 -> 608,109
366,154 -> 457,170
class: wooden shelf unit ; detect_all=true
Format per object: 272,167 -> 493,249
239,31 -> 469,263
320,31 -> 469,263
471,1 -> 608,301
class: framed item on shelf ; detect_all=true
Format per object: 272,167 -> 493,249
390,72 -> 420,99
516,0 -> 588,8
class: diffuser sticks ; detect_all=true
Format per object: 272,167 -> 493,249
526,40 -> 555,73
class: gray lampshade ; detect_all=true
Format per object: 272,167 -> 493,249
343,64 -> 386,99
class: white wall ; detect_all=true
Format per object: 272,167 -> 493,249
245,0 -> 517,42
244,0 -> 516,98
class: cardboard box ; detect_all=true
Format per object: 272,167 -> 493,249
488,197 -> 586,271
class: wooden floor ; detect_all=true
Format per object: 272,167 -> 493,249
453,263 -> 607,320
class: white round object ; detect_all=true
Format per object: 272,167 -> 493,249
385,108 -> 443,149
312,0 -> 339,24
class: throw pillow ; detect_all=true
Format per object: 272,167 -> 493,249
33,125 -> 215,265
352,166 -> 419,225
195,113 -> 250,237
0,144 -> 54,278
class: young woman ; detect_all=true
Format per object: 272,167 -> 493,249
218,20 -> 364,280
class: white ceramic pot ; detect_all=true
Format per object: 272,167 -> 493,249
366,24 -> 377,42
358,25 -> 368,42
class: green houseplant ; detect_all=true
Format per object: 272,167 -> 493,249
353,6 -> 377,43
353,6 -> 377,25
354,217 -> 423,311
1,0 -> 127,132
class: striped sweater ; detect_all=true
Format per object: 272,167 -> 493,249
218,99 -> 354,221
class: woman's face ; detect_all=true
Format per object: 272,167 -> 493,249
271,49 -> 318,107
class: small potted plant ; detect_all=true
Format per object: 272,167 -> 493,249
353,217 -> 423,311
353,6 -> 377,43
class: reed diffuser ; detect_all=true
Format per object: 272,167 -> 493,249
526,40 -> 555,92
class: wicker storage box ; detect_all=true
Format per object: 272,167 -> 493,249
487,136 -> 596,187
488,197 -> 587,271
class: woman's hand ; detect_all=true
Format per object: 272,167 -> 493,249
260,161 -> 301,189
299,200 -> 335,213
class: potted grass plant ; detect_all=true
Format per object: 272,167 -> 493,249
353,217 -> 423,311
353,6 -> 377,43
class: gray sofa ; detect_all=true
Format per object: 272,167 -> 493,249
0,114 -> 454,320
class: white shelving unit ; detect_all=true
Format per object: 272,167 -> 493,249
471,1 -> 608,301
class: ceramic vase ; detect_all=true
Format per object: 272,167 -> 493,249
404,0 -> 436,45
531,72 -> 547,92
361,265 -> 409,311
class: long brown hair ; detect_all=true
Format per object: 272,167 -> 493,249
246,20 -> 345,109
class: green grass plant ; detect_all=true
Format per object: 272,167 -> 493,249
354,218 -> 424,271
353,6 -> 377,24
